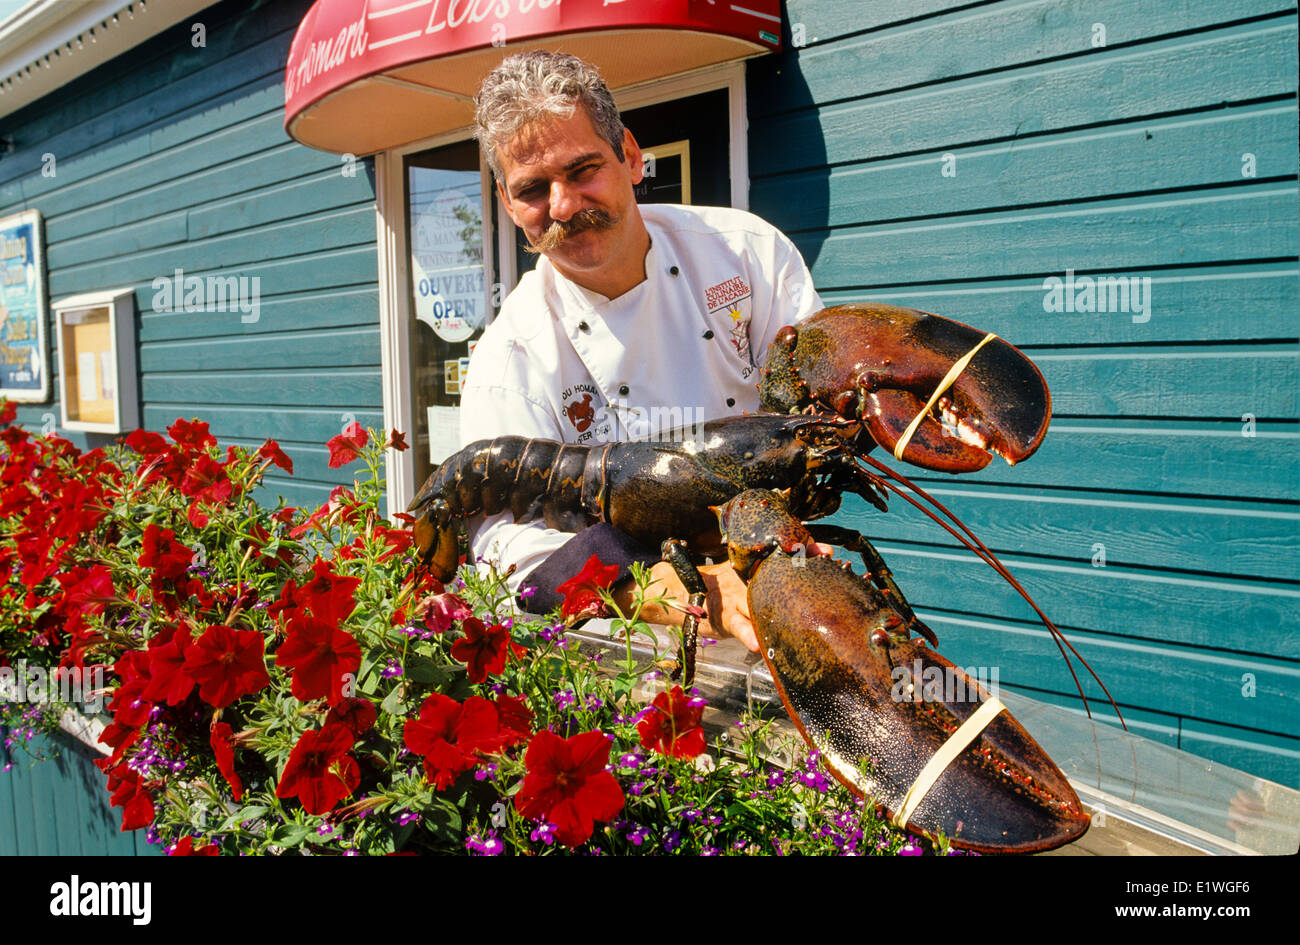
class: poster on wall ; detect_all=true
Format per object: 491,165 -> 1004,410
410,181 -> 485,343
0,210 -> 49,402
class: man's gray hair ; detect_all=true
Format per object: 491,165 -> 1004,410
475,51 -> 625,181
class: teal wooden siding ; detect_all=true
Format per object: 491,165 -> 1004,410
749,1 -> 1300,785
0,727 -> 161,856
0,0 -> 381,510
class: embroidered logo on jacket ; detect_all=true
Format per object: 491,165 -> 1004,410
562,392 -> 596,432
560,382 -> 607,443
705,275 -> 755,371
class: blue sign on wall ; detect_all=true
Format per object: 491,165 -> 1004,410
0,210 -> 49,402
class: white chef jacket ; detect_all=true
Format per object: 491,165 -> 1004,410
458,203 -> 823,591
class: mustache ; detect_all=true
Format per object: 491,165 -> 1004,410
525,208 -> 617,254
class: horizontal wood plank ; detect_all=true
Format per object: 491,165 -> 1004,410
752,1 -> 1295,115
143,404 -> 383,445
187,170 -> 376,240
1038,345 -> 1298,418
820,265 -> 1300,345
138,287 -> 381,342
49,206 -> 377,297
754,105 -> 1299,232
803,186 -> 1299,291
141,368 -> 381,408
779,0 -> 980,46
45,136 -> 338,243
916,419 -> 1300,501
883,545 -> 1300,660
840,486 -> 1300,583
751,23 -> 1297,176
139,326 -> 380,372
918,609 -> 1300,732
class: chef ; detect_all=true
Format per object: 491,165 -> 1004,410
460,50 -> 823,651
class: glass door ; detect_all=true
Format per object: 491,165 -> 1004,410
405,140 -> 494,484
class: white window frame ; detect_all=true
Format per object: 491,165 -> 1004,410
375,60 -> 749,513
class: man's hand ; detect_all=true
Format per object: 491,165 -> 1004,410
610,559 -> 759,652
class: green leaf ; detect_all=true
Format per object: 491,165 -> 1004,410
218,805 -> 269,832
612,675 -> 636,703
380,684 -> 406,715
270,823 -> 313,846
405,656 -> 444,685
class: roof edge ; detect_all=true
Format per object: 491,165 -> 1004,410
0,0 -> 213,120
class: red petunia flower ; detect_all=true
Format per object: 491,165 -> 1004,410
326,424 -> 368,468
637,686 -> 707,760
387,429 -> 409,452
372,524 -> 413,562
403,694 -> 501,791
124,429 -> 168,455
98,760 -> 155,832
297,558 -> 361,625
138,524 -> 193,583
514,730 -> 624,847
556,554 -> 619,624
180,453 -> 232,503
170,836 -> 219,856
257,439 -> 294,474
57,565 -> 116,617
142,625 -> 196,706
0,399 -> 15,424
449,617 -> 514,684
492,694 -> 534,751
209,722 -> 243,802
183,625 -> 271,708
326,697 -> 376,738
168,418 -> 216,451
276,614 -> 362,706
275,723 -> 359,815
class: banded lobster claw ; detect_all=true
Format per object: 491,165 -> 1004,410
760,304 -> 1051,472
714,489 -> 1089,854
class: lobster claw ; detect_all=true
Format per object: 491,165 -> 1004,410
761,304 -> 1051,472
717,490 -> 1088,853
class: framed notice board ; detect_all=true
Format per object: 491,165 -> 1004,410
53,288 -> 138,433
0,209 -> 49,402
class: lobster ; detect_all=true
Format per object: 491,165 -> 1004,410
406,302 -> 1116,850
711,488 -> 1090,853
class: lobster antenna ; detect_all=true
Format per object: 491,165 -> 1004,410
860,454 -> 1126,731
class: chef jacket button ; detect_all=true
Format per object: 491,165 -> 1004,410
670,265 -> 680,276
619,384 -> 630,396
703,329 -> 714,339
726,397 -> 736,407
578,320 -> 590,332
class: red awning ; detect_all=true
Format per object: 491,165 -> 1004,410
284,0 -> 782,155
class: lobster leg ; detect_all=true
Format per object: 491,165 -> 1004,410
660,539 -> 706,688
804,523 -> 939,649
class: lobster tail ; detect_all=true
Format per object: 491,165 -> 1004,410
406,436 -> 599,578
